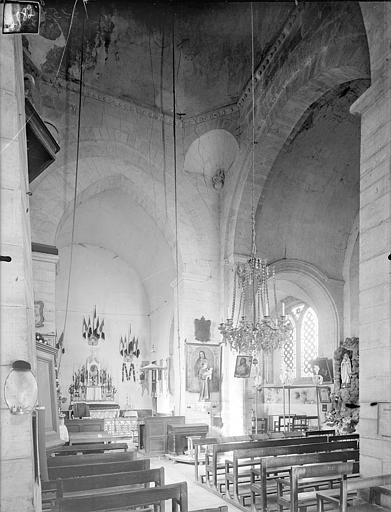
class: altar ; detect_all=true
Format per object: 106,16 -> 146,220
71,400 -> 120,419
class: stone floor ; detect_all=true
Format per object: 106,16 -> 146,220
150,456 -> 241,512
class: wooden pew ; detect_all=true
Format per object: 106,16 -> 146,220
42,466 -> 162,511
57,481 -> 229,512
317,473 -> 391,512
225,440 -> 358,503
191,434 -> 269,482
48,457 -> 149,480
277,461 -> 355,512
48,442 -> 129,455
305,429 -> 335,437
249,449 -> 359,512
205,435 -> 333,490
47,450 -> 135,467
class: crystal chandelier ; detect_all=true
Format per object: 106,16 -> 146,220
219,256 -> 293,355
218,3 -> 292,356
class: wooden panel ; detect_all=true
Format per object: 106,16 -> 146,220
36,343 -> 60,448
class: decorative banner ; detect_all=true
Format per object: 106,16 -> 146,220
119,325 -> 140,382
82,305 -> 105,345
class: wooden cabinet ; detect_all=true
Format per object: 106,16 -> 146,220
167,423 -> 209,455
36,342 -> 61,448
139,415 -> 185,456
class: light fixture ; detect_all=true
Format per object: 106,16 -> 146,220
4,360 -> 38,415
218,3 -> 292,357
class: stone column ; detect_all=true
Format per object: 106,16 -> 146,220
351,2 -> 391,475
0,13 -> 40,511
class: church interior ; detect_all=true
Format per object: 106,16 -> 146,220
1,1 -> 391,511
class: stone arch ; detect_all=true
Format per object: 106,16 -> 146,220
30,140 -> 202,269
273,258 -> 341,352
224,1 -> 370,260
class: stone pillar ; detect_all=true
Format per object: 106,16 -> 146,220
351,2 -> 391,474
0,14 -> 40,511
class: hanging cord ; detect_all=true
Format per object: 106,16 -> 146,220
250,2 -> 256,259
58,11 -> 86,372
172,10 -> 182,413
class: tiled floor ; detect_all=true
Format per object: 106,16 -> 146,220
150,456 -> 241,512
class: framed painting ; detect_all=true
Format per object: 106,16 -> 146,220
311,357 -> 333,384
234,355 -> 253,378
318,386 -> 331,403
185,342 -> 221,394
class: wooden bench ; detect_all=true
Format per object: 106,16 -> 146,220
48,442 -> 129,456
57,480 -> 229,512
48,457 -> 150,480
191,434 -> 269,482
249,449 -> 359,512
47,450 -> 135,467
276,461 -> 355,512
317,473 -> 391,512
225,440 -> 358,503
205,435 -> 337,490
42,467 -> 164,511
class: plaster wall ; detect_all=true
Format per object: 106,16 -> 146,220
56,244 -> 152,411
0,23 -> 40,512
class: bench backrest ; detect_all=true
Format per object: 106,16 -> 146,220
329,433 -> 359,442
342,474 -> 391,512
291,461 -> 354,512
212,435 -> 327,458
261,448 -> 359,471
49,442 -> 128,455
58,481 -> 188,512
49,458 -> 150,479
47,450 -> 135,467
233,440 -> 358,461
56,467 -> 165,495
305,429 -> 335,437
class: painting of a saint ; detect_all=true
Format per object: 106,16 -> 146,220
186,343 -> 221,394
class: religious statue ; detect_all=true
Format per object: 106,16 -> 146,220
198,361 -> 213,401
341,352 -> 352,387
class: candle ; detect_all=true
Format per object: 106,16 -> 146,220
264,303 -> 269,317
281,302 -> 285,317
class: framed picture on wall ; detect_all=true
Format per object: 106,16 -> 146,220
234,355 -> 253,378
318,386 -> 331,403
185,342 -> 221,394
311,357 -> 333,383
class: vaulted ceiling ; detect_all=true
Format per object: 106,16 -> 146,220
24,1 -> 293,116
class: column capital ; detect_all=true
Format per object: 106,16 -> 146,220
351,70 -> 391,116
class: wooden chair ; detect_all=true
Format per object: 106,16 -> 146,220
317,473 -> 391,512
276,461 -> 355,512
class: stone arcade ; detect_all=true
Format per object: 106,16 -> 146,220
1,2 -> 391,511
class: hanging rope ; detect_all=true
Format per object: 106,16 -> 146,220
172,9 -> 182,413
58,7 -> 87,372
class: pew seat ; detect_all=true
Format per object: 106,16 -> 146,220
316,473 -> 391,512
48,442 -> 129,455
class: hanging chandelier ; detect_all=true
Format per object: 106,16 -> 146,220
218,3 -> 292,356
218,256 -> 293,355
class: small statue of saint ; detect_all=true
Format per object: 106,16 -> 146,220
341,352 -> 352,387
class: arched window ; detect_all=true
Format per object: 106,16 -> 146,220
283,303 -> 318,379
